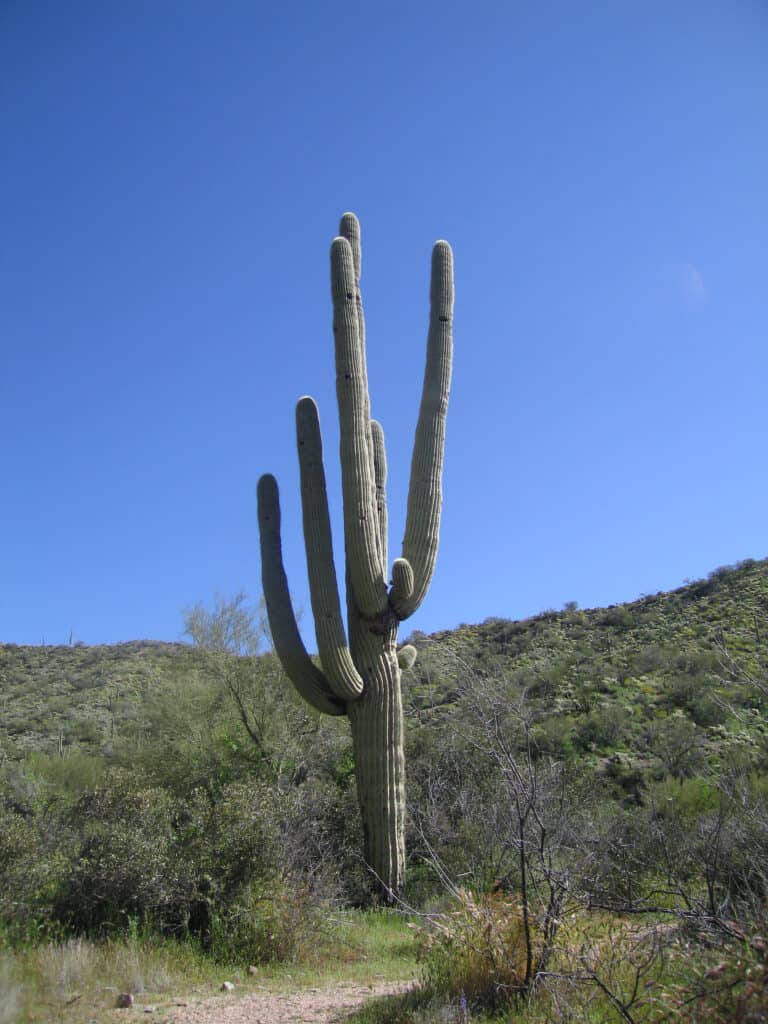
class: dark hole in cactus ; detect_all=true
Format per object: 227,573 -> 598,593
345,373 -> 351,380
439,316 -> 449,322
346,292 -> 354,299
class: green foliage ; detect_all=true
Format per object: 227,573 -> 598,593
417,890 -> 538,1011
183,591 -> 268,655
644,712 -> 707,779
659,930 -> 768,1024
0,930 -> 246,1023
207,876 -> 324,965
1,556 -> 767,1012
646,775 -> 719,822
574,703 -> 633,753
50,776 -> 198,935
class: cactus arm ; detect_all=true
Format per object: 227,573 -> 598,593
330,236 -> 388,617
389,557 -> 414,612
296,396 -> 364,701
339,214 -> 368,412
339,212 -> 362,294
391,240 -> 454,621
339,213 -> 386,584
257,473 -> 346,717
371,419 -> 388,576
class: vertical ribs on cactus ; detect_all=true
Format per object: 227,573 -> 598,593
257,213 -> 453,899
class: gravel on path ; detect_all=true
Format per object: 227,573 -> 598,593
163,979 -> 415,1024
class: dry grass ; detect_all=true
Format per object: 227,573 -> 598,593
0,934 -> 223,1022
0,910 -> 418,1023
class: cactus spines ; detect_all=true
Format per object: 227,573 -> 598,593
257,213 -> 453,898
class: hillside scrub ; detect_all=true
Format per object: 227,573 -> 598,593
0,559 -> 767,1020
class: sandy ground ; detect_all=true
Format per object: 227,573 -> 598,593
160,979 -> 414,1024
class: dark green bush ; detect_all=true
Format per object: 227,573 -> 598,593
599,606 -> 634,631
645,714 -> 707,779
208,876 -> 326,965
574,705 -> 633,753
51,778 -> 196,935
662,674 -> 727,727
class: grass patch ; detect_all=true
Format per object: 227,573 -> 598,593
1,933 -> 243,1022
0,909 -> 418,1022
240,908 -> 418,986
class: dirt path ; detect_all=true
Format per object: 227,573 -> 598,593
162,979 -> 414,1024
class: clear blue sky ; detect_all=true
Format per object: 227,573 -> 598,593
2,1 -> 766,647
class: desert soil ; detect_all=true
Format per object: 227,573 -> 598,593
162,979 -> 414,1024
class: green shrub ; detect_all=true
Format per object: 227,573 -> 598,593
662,674 -> 727,727
663,930 -> 768,1023
51,780 -> 197,935
0,805 -> 69,936
647,776 -> 719,823
417,889 -> 538,1010
531,714 -> 575,757
574,705 -> 632,753
599,606 -> 634,631
208,876 -> 325,965
604,752 -> 645,804
645,714 -> 707,779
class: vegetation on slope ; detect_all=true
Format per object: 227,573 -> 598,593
1,557 -> 766,1022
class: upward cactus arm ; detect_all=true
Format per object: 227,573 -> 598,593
371,419 -> 388,576
257,474 -> 346,717
340,213 -> 386,583
296,397 -> 364,701
339,215 -> 368,415
391,240 -> 454,621
330,237 -> 388,617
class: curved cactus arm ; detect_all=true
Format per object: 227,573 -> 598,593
389,557 -> 414,616
392,240 -> 454,621
330,236 -> 388,618
257,474 -> 346,717
371,419 -> 388,576
296,397 -> 364,702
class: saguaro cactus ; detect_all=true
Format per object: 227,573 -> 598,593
257,213 -> 453,898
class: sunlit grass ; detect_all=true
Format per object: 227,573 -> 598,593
241,908 -> 418,986
0,909 -> 418,1023
1,934 -> 225,1022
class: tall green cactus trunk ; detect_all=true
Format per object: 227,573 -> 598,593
347,613 -> 406,894
257,213 -> 453,899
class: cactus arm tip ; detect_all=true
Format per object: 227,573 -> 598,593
339,213 -> 362,281
389,557 -> 414,619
